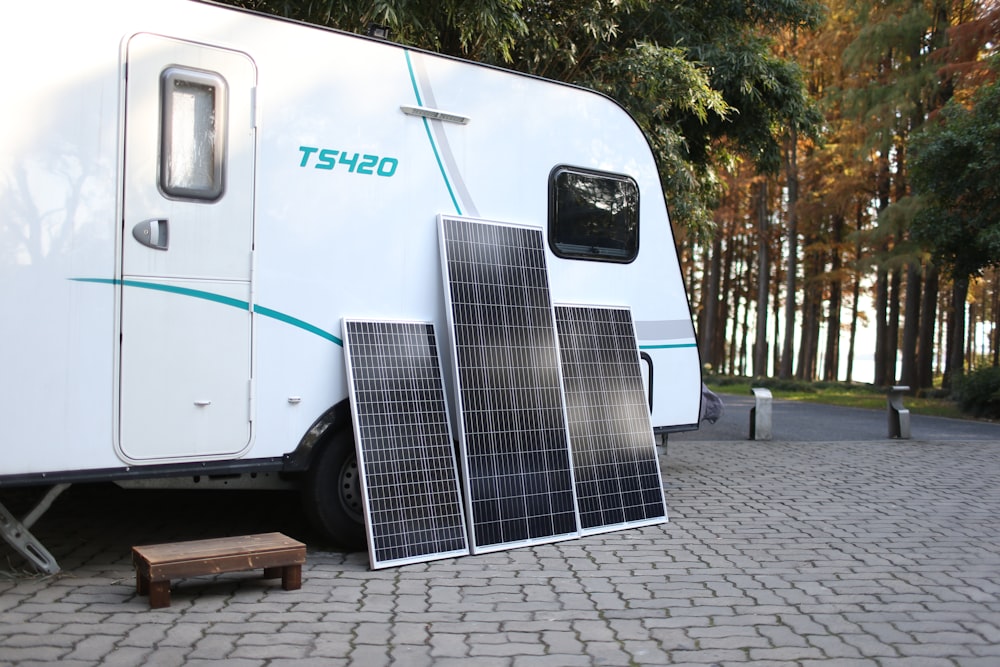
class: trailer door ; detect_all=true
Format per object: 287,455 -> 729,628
119,34 -> 256,461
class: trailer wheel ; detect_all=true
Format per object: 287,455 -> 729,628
301,429 -> 366,551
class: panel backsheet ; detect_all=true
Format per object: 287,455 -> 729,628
439,216 -> 579,552
343,319 -> 470,568
554,305 -> 667,533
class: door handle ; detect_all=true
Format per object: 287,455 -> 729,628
132,218 -> 169,250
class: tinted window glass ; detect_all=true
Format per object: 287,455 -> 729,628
549,167 -> 638,263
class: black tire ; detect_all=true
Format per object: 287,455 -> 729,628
301,428 -> 367,551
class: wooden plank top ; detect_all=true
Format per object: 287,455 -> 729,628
132,532 -> 305,565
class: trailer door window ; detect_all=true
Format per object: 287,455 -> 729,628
159,67 -> 227,201
549,166 -> 638,263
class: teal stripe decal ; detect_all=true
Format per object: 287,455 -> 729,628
404,50 -> 424,106
72,278 -> 343,346
75,277 -> 690,353
639,343 -> 699,350
75,277 -> 248,309
404,50 -> 462,215
253,305 -> 342,344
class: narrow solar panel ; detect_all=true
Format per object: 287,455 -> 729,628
555,305 -> 667,534
342,319 -> 470,569
438,215 -> 579,553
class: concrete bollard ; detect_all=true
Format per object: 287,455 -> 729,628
888,385 -> 911,439
749,387 -> 773,440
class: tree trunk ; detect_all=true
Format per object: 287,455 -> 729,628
727,246 -> 741,375
739,284 -> 751,376
824,289 -> 843,381
899,263 -> 921,389
885,266 -> 901,384
918,262 -> 939,389
698,238 -> 722,369
726,253 -> 742,375
993,270 -> 999,367
874,266 -> 889,386
780,131 -> 799,379
753,180 -> 770,377
936,287 -> 946,378
797,286 -> 813,381
718,227 -> 737,370
847,271 -> 861,383
686,246 -> 698,303
967,301 -> 976,369
944,275 -> 969,389
823,214 -> 844,382
873,154 -> 891,386
797,239 -> 823,382
846,203 -> 864,384
772,261 -> 782,377
803,276 -> 823,380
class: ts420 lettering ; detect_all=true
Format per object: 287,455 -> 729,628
298,146 -> 398,177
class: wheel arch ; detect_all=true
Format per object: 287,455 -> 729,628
283,399 -> 353,473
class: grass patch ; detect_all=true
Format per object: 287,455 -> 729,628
704,375 -> 968,420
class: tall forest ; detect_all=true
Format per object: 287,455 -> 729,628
228,0 -> 1000,390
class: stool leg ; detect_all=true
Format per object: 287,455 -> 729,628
136,572 -> 150,596
262,567 -> 281,580
281,564 -> 302,591
148,581 -> 171,609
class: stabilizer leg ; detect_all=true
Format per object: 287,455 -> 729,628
0,484 -> 70,574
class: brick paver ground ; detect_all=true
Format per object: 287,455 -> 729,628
1,438 -> 998,666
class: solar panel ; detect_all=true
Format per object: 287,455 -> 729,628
342,319 -> 470,569
554,304 -> 667,534
438,215 -> 579,553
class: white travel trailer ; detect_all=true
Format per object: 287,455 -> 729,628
0,0 -> 701,571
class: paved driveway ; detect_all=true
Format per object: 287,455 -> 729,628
672,392 -> 1000,442
1,419 -> 999,665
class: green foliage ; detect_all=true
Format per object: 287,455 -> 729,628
840,1 -> 946,154
952,366 -> 1000,419
592,43 -> 730,238
610,1 -> 824,176
515,0 -> 825,227
228,0 -> 530,63
909,57 -> 1000,280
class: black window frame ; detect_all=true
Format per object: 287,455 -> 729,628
547,165 -> 639,264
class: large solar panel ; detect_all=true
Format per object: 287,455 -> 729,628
342,319 -> 470,569
554,304 -> 667,534
438,215 -> 579,553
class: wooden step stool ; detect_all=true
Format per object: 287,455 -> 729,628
132,532 -> 306,609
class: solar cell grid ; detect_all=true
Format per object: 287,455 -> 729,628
439,216 -> 579,553
342,319 -> 470,569
555,304 -> 667,534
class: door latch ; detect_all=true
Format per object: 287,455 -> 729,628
132,218 -> 169,250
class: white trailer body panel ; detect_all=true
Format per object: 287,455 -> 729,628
0,0 -> 700,480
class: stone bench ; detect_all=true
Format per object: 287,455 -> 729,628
132,532 -> 305,609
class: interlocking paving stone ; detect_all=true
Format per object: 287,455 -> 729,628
1,437 -> 998,665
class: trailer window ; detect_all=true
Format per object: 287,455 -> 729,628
548,166 -> 638,263
159,67 -> 227,201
